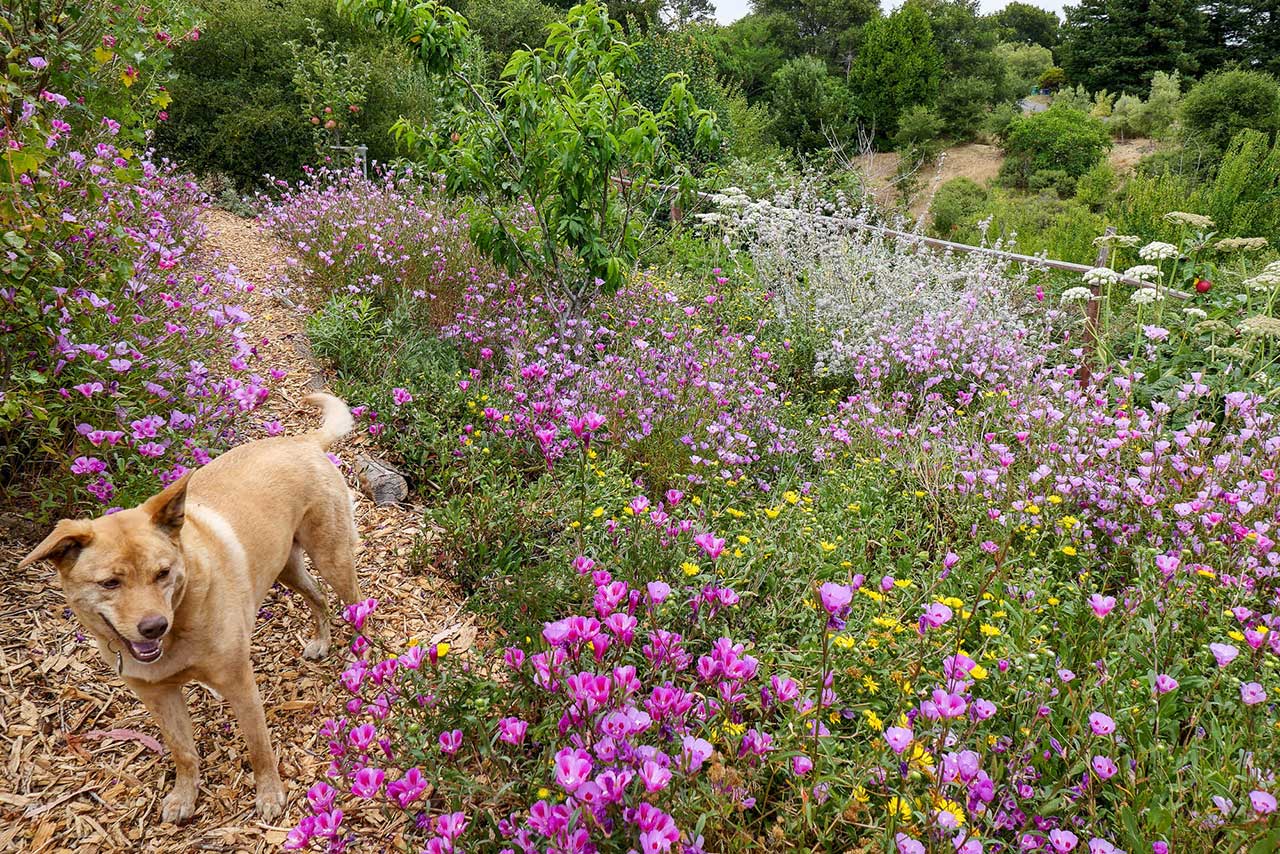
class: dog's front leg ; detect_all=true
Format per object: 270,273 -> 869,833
215,662 -> 286,820
130,680 -> 200,824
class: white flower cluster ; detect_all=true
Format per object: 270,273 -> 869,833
1138,241 -> 1179,261
1123,264 -> 1161,280
1130,288 -> 1164,305
1082,267 -> 1120,286
1245,272 -> 1280,292
1164,211 -> 1214,229
1182,307 -> 1207,320
1092,233 -> 1140,248
1214,237 -> 1268,252
1060,286 -> 1094,303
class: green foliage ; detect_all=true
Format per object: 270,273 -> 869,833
1109,93 -> 1144,140
1038,66 -> 1066,90
1052,82 -> 1092,112
152,0 -> 432,188
1089,88 -> 1115,119
719,89 -> 779,161
848,3 -> 943,139
449,0 -> 560,77
938,75 -> 996,139
753,0 -> 879,71
626,27 -> 733,165
991,1 -> 1060,47
952,186 -> 1104,262
341,0 -> 719,307
1058,0 -> 1211,95
1075,159 -> 1118,209
996,42 -> 1054,95
768,55 -> 853,153
929,176 -> 988,236
983,100 -> 1020,141
1139,70 -> 1182,138
286,20 -> 372,153
1000,104 -> 1112,187
893,104 -> 946,153
1029,167 -> 1075,198
1180,69 -> 1280,155
708,13 -> 796,100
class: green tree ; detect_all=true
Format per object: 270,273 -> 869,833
1058,0 -> 1211,95
710,13 -> 797,99
999,103 -> 1111,186
769,55 -> 854,152
340,0 -> 719,310
1180,69 -> 1280,154
449,0 -> 560,76
1110,92 -> 1144,139
848,4 -> 943,140
996,42 -> 1054,95
627,26 -> 731,163
1139,70 -> 1181,137
991,2 -> 1060,47
753,0 -> 880,72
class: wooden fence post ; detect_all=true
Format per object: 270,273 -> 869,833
1079,225 -> 1115,385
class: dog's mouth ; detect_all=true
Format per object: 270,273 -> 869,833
100,615 -> 165,663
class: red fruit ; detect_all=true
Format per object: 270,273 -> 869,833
324,106 -> 333,114
324,119 -> 337,130
310,116 -> 320,125
1195,278 -> 1213,293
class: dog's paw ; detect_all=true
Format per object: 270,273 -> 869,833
302,637 -> 330,660
256,786 -> 287,821
161,791 -> 196,824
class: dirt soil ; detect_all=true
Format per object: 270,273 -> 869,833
857,137 -> 1160,223
1,210 -> 468,852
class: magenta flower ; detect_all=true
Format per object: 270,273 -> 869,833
791,755 -> 813,776
386,767 -> 427,808
818,582 -> 852,615
438,729 -> 463,755
391,387 -> 412,405
349,766 -> 384,798
1250,790 -> 1277,814
895,834 -> 925,854
1154,673 -> 1179,695
1241,682 -> 1267,705
1089,712 -> 1116,735
306,781 -> 335,811
638,759 -> 672,793
884,726 -> 913,754
554,747 -> 593,793
693,532 -> 726,560
647,580 -> 671,604
1088,593 -> 1116,618
1091,755 -> 1118,780
1211,642 -> 1239,667
1049,829 -> 1079,852
918,601 -> 953,632
497,716 -> 528,746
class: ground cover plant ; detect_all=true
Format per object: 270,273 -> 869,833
265,162 -> 1280,852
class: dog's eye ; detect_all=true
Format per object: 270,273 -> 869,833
99,579 -> 121,590
155,569 -> 171,582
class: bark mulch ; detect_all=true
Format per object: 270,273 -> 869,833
1,209 -> 475,852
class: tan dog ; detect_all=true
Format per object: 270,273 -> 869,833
19,393 -> 361,823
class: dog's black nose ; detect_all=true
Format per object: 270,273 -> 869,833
137,615 -> 169,639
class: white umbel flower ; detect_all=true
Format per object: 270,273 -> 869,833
1164,211 -> 1214,229
1214,237 -> 1268,252
1082,267 -> 1120,286
1124,264 -> 1161,280
1061,286 -> 1094,303
1130,288 -> 1162,305
1182,307 -> 1207,320
1245,272 -> 1280,291
1138,241 -> 1179,261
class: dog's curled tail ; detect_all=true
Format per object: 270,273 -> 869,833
302,393 -> 354,449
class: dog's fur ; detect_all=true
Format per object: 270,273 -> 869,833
19,394 -> 361,823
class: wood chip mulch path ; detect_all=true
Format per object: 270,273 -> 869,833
1,209 -> 475,852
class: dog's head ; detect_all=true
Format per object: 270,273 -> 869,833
19,473 -> 192,664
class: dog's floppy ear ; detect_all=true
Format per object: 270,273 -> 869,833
19,520 -> 94,573
145,472 -> 192,536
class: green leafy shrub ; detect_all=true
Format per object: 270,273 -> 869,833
999,104 -> 1111,187
938,75 -> 995,139
952,187 -> 1104,263
1181,69 -> 1280,154
1029,167 -> 1075,198
892,104 -> 945,156
1075,159 -> 1117,210
152,0 -> 433,188
768,55 -> 853,153
996,41 -> 1054,95
626,26 -> 733,165
929,176 -> 988,236
1139,70 -> 1182,137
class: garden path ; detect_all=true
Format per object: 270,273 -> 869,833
1,209 -> 467,852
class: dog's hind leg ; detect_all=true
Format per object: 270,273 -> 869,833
278,544 -> 331,660
129,680 -> 199,824
297,495 -> 361,607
